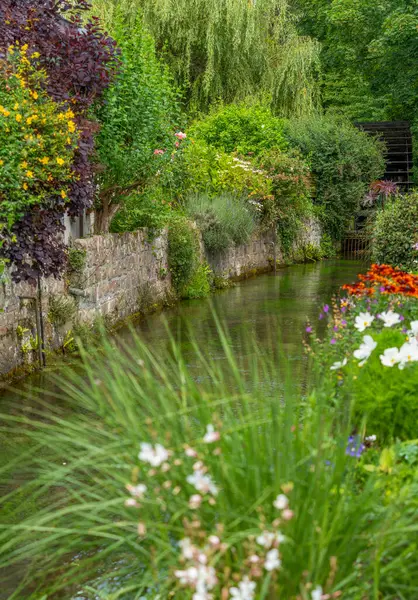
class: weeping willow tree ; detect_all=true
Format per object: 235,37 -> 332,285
92,0 -> 320,116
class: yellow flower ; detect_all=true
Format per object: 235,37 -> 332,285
60,190 -> 67,199
21,161 -> 28,169
14,103 -> 19,110
39,157 -> 49,165
56,157 -> 65,166
0,160 -> 3,166
66,137 -> 72,145
65,109 -> 75,119
67,120 -> 76,133
31,91 -> 39,100
26,117 -> 33,125
7,45 -> 14,54
32,52 -> 40,59
23,182 -> 28,190
15,114 -> 22,123
21,44 -> 28,53
25,170 -> 34,178
47,174 -> 53,182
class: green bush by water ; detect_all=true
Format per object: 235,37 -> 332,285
372,191 -> 418,272
285,115 -> 385,241
184,192 -> 256,254
168,216 -> 200,294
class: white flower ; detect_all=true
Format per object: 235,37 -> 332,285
398,341 -> 418,369
179,537 -> 196,560
187,469 -> 218,496
354,312 -> 375,332
126,483 -> 147,498
379,311 -> 402,328
189,494 -> 203,509
353,335 -> 377,365
380,347 -> 400,367
330,358 -> 348,371
264,548 -> 281,571
230,576 -> 257,599
256,531 -> 275,548
409,320 -> 418,336
203,424 -> 220,444
311,585 -> 323,600
175,566 -> 199,585
138,443 -> 169,467
366,434 -> 377,442
208,535 -> 220,547
273,493 -> 289,510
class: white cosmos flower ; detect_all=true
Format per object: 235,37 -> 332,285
230,576 -> 257,599
330,358 -> 348,371
273,494 -> 289,510
379,311 -> 402,328
398,341 -> 418,369
138,443 -> 169,467
353,335 -> 377,365
179,537 -> 196,560
203,424 -> 220,444
126,483 -> 147,498
187,469 -> 218,496
311,585 -> 323,600
354,312 -> 375,332
380,347 -> 401,367
264,548 -> 281,571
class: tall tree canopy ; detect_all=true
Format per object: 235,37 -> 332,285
93,0 -> 321,116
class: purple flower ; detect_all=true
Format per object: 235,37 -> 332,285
333,326 -> 339,332
323,304 -> 330,313
306,326 -> 313,333
399,315 -> 405,322
402,327 -> 408,334
341,306 -> 347,314
346,435 -> 365,458
380,286 -> 386,293
330,338 -> 337,345
319,313 -> 324,320
413,242 -> 418,251
341,320 -> 347,326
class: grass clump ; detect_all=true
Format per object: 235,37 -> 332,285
184,192 -> 256,255
0,325 -> 417,598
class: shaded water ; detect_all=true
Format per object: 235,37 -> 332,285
1,259 -> 363,405
0,259 -> 363,599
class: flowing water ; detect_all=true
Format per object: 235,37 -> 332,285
0,259 -> 363,599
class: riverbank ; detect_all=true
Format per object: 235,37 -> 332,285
0,219 -> 322,381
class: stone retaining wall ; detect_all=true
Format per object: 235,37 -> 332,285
0,219 -> 321,378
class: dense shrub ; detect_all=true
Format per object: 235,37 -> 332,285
184,193 -> 256,254
189,104 -> 288,155
0,0 -> 119,281
94,11 -> 180,232
285,116 -> 385,240
182,263 -> 212,299
372,192 -> 418,271
110,190 -> 173,234
0,48 -> 79,283
168,217 -> 200,294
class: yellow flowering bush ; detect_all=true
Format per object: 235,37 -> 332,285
0,45 -> 79,231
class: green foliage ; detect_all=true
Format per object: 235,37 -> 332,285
189,104 -> 288,155
1,327 -> 418,597
167,217 -> 199,294
93,8 -> 180,224
285,115 -> 385,240
293,0 -> 418,123
182,263 -> 212,299
184,193 -> 256,255
67,248 -> 86,273
372,192 -> 418,271
0,48 -> 78,231
94,0 -> 320,115
110,190 -> 173,234
350,329 -> 418,442
48,295 -> 77,327
319,232 -> 337,258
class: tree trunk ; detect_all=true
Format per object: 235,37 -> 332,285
94,195 -> 120,234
